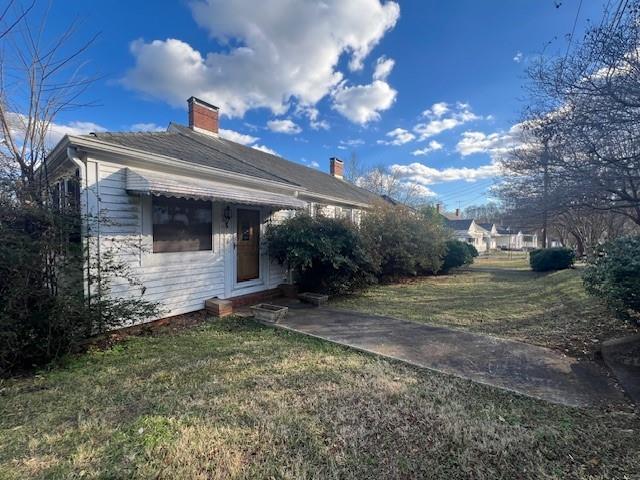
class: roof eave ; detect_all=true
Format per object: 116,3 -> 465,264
66,134 -> 306,194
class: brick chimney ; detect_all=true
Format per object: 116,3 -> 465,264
455,208 -> 460,218
436,203 -> 441,213
188,96 -> 219,135
330,157 -> 344,179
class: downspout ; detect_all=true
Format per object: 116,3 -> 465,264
66,146 -> 93,310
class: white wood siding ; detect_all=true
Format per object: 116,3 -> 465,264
82,156 -> 365,326
90,158 -> 226,321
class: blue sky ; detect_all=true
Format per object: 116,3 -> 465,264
43,0 -> 606,209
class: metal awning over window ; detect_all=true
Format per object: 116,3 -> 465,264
125,168 -> 307,210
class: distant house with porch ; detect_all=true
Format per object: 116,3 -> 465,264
438,206 -> 538,253
441,214 -> 491,253
477,223 -> 498,250
494,227 -> 538,251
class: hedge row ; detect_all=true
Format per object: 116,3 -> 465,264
267,205 -> 474,294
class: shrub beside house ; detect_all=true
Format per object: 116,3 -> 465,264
584,236 -> 640,323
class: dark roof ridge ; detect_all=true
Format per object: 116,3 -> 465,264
88,129 -> 172,137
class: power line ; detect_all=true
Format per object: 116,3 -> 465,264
435,178 -> 496,202
562,0 -> 584,66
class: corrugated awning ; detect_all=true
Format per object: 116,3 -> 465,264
125,168 -> 307,210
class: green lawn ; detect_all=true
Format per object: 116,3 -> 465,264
333,252 -> 638,358
1,318 -> 639,479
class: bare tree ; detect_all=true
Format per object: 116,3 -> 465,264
355,164 -> 432,207
518,0 -> 640,224
463,202 -> 505,224
344,151 -> 365,183
0,1 -> 98,202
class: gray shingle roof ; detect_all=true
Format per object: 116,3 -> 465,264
83,124 -> 380,207
444,218 -> 474,231
478,222 -> 494,231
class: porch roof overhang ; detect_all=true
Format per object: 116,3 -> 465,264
125,167 -> 307,210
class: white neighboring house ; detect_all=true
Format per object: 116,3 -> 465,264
520,232 -> 539,250
44,96 -> 381,326
477,223 -> 498,251
494,227 -> 538,251
442,217 -> 489,253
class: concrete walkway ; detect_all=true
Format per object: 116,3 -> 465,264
274,302 -> 626,408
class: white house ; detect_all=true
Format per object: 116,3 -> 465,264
45,96 -> 380,324
440,210 -> 538,252
494,227 -> 538,251
442,217 -> 490,253
477,223 -> 498,251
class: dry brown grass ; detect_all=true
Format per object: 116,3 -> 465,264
1,318 -> 638,479
333,252 -> 638,357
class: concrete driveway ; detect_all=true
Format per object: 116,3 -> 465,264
274,302 -> 627,408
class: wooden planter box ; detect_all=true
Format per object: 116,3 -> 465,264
250,304 -> 288,324
298,292 -> 329,306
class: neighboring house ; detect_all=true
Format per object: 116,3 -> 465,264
477,223 -> 498,251
44,96 -> 381,324
520,231 -> 539,251
494,227 -> 539,251
495,227 -> 520,250
442,217 -> 489,253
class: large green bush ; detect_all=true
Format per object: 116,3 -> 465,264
0,198 -> 161,376
266,214 -> 375,294
359,205 -> 447,280
441,240 -> 475,272
529,247 -> 575,272
583,236 -> 640,322
464,243 -> 479,258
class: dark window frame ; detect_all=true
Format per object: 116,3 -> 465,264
152,196 -> 213,253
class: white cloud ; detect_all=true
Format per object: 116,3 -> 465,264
311,119 -> 330,130
252,144 -> 278,155
122,0 -> 400,122
411,140 -> 443,156
373,55 -> 395,81
219,128 -> 258,145
390,161 -> 501,185
331,79 -> 397,124
413,102 -> 480,140
513,51 -> 524,63
340,138 -> 365,147
219,126 -> 278,155
377,127 -> 415,145
131,123 -> 165,132
297,105 -> 330,130
47,121 -> 107,141
411,183 -> 437,197
219,127 -> 279,155
422,102 -> 449,118
301,157 -> 321,169
267,119 -> 302,134
5,112 -> 106,147
455,123 -> 523,160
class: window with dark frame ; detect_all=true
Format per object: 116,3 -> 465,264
152,196 -> 212,253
